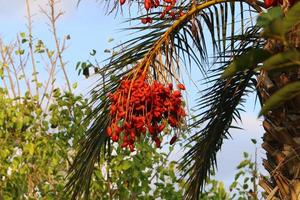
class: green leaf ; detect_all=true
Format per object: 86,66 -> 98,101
48,50 -> 54,57
76,62 -> 81,70
0,67 -> 3,78
116,160 -> 131,171
21,39 -> 28,44
154,183 -> 164,187
20,32 -> 26,38
230,181 -> 238,191
90,49 -> 96,56
243,184 -> 248,189
104,49 -> 111,53
262,50 -> 300,72
256,7 -> 283,28
72,82 -> 78,89
257,7 -> 285,39
262,18 -> 285,39
110,75 -> 118,82
237,160 -> 249,169
283,2 -> 300,33
24,143 -> 35,156
15,49 -> 25,55
37,82 -> 43,88
259,81 -> 300,116
221,48 -> 271,79
251,139 -> 257,144
108,38 -> 114,43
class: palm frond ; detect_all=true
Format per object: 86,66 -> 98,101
181,26 -> 264,200
182,71 -> 254,200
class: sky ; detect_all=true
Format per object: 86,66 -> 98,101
0,0 -> 266,190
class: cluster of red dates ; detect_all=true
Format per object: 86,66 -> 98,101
106,75 -> 186,151
120,0 -> 185,24
264,0 -> 297,8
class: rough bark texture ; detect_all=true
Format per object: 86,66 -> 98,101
258,15 -> 300,199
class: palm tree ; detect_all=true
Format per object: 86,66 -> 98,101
254,8 -> 300,199
66,0 -> 300,199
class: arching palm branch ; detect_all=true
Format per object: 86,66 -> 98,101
66,0 -> 300,199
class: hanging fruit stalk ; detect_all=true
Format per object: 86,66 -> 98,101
106,74 -> 186,151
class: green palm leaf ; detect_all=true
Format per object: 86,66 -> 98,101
181,25 -> 264,199
221,48 -> 271,79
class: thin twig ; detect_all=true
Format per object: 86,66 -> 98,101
40,48 -> 58,105
16,35 -> 32,95
7,44 -> 21,97
47,0 -> 72,92
26,0 -> 40,99
0,41 -> 17,98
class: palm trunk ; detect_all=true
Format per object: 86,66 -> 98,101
258,13 -> 300,199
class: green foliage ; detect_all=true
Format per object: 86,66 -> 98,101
89,142 -> 184,200
199,179 -> 229,200
0,87 -> 186,199
230,152 -> 259,200
0,88 -> 89,199
75,61 -> 92,78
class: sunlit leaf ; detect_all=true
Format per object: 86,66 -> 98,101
221,48 -> 271,79
259,81 -> 300,116
261,50 -> 300,72
256,7 -> 283,28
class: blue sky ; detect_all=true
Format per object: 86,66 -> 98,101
0,0 -> 266,190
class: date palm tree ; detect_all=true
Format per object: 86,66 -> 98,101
66,0 -> 300,199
